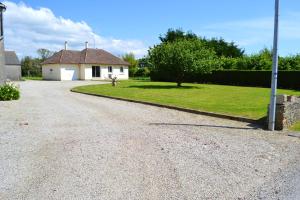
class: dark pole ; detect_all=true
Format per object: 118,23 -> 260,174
268,0 -> 280,131
0,2 -> 6,85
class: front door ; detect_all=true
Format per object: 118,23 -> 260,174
92,66 -> 101,78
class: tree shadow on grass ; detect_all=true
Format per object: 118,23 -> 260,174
128,85 -> 200,89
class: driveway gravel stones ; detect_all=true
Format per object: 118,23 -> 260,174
0,81 -> 299,199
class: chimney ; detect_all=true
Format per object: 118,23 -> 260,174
64,41 -> 68,50
85,41 -> 89,49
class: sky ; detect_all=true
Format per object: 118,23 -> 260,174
2,0 -> 300,58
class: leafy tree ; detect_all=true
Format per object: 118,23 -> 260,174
138,56 -> 152,69
202,38 -> 245,58
21,56 -> 42,77
37,48 -> 54,61
135,67 -> 150,77
122,53 -> 138,77
149,39 -> 218,87
158,28 -> 244,58
279,55 -> 300,70
21,49 -> 54,77
159,28 -> 198,43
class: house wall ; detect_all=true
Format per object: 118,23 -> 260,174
81,64 -> 128,80
60,65 -> 79,80
42,64 -> 61,80
102,65 -> 129,80
5,65 -> 21,81
80,64 -> 92,80
43,64 -> 129,81
0,39 -> 5,84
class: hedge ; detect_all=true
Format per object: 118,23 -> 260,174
151,70 -> 300,90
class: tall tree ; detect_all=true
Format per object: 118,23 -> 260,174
21,56 -> 42,77
202,38 -> 245,58
159,28 -> 244,58
149,39 -> 218,87
122,53 -> 138,77
138,56 -> 152,68
159,28 -> 198,43
37,48 -> 53,61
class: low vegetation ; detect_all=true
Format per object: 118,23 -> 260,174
0,83 -> 20,101
72,80 -> 300,120
290,122 -> 300,132
23,76 -> 43,81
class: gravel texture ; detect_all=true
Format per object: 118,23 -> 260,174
0,80 -> 300,200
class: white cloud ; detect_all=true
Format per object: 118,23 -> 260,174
3,1 -> 147,58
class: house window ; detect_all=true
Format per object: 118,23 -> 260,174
120,67 -> 124,73
108,66 -> 112,73
92,66 -> 101,78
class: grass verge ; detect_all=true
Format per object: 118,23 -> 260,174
23,76 -> 43,81
72,80 -> 300,120
290,122 -> 300,132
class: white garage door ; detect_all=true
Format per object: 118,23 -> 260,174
61,66 -> 79,80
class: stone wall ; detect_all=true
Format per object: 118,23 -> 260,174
274,95 -> 300,130
0,39 -> 5,85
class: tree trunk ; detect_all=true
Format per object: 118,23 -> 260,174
177,82 -> 182,87
112,79 -> 117,87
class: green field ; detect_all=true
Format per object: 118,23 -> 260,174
72,80 -> 300,122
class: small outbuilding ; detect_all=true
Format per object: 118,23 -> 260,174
4,51 -> 21,81
42,46 -> 130,81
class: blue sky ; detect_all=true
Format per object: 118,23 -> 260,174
3,0 -> 300,57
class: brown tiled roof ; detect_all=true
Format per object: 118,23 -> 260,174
42,48 -> 130,66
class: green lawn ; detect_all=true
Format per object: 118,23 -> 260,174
72,80 -> 300,120
23,76 -> 43,81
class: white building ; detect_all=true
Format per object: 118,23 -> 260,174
4,51 -> 21,81
42,46 -> 129,81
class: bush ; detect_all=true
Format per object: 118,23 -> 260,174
135,67 -> 151,77
217,50 -> 300,71
0,83 -> 20,101
122,53 -> 138,77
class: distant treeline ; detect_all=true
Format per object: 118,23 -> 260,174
218,49 -> 300,71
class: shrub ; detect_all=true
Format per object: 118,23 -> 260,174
135,67 -> 151,77
122,53 -> 138,77
0,83 -> 20,101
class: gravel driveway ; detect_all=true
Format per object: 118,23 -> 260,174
0,81 -> 300,200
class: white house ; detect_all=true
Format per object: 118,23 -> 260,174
42,44 -> 130,81
5,51 -> 21,81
